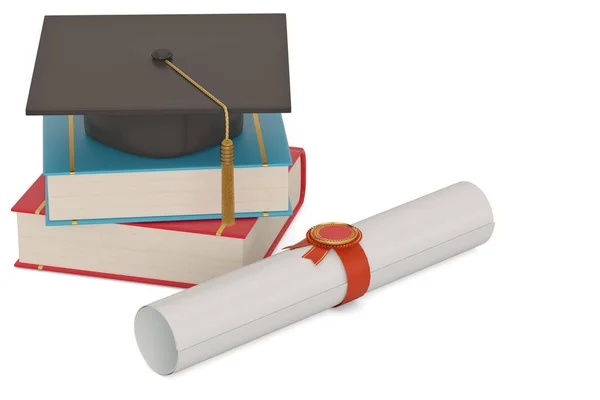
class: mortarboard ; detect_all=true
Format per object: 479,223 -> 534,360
26,13 -> 292,225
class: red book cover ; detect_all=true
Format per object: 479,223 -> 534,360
12,147 -> 306,288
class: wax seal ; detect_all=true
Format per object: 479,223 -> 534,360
151,49 -> 173,61
306,222 -> 362,249
284,222 -> 370,306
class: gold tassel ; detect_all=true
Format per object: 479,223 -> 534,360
163,58 -> 236,226
220,138 -> 235,226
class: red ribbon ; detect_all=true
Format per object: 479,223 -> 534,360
285,223 -> 371,307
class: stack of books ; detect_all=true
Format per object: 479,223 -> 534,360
12,13 -> 306,288
12,115 -> 306,287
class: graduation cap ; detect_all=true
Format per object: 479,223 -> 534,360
26,13 -> 292,226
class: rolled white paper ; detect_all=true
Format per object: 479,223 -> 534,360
135,181 -> 494,375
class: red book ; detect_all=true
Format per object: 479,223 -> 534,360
12,147 -> 306,288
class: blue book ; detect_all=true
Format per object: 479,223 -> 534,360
43,113 -> 293,226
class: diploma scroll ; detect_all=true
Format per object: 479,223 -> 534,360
134,181 -> 495,375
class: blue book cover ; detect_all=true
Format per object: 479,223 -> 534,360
43,113 -> 293,226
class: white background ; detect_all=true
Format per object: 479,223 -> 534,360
1,1 -> 599,399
